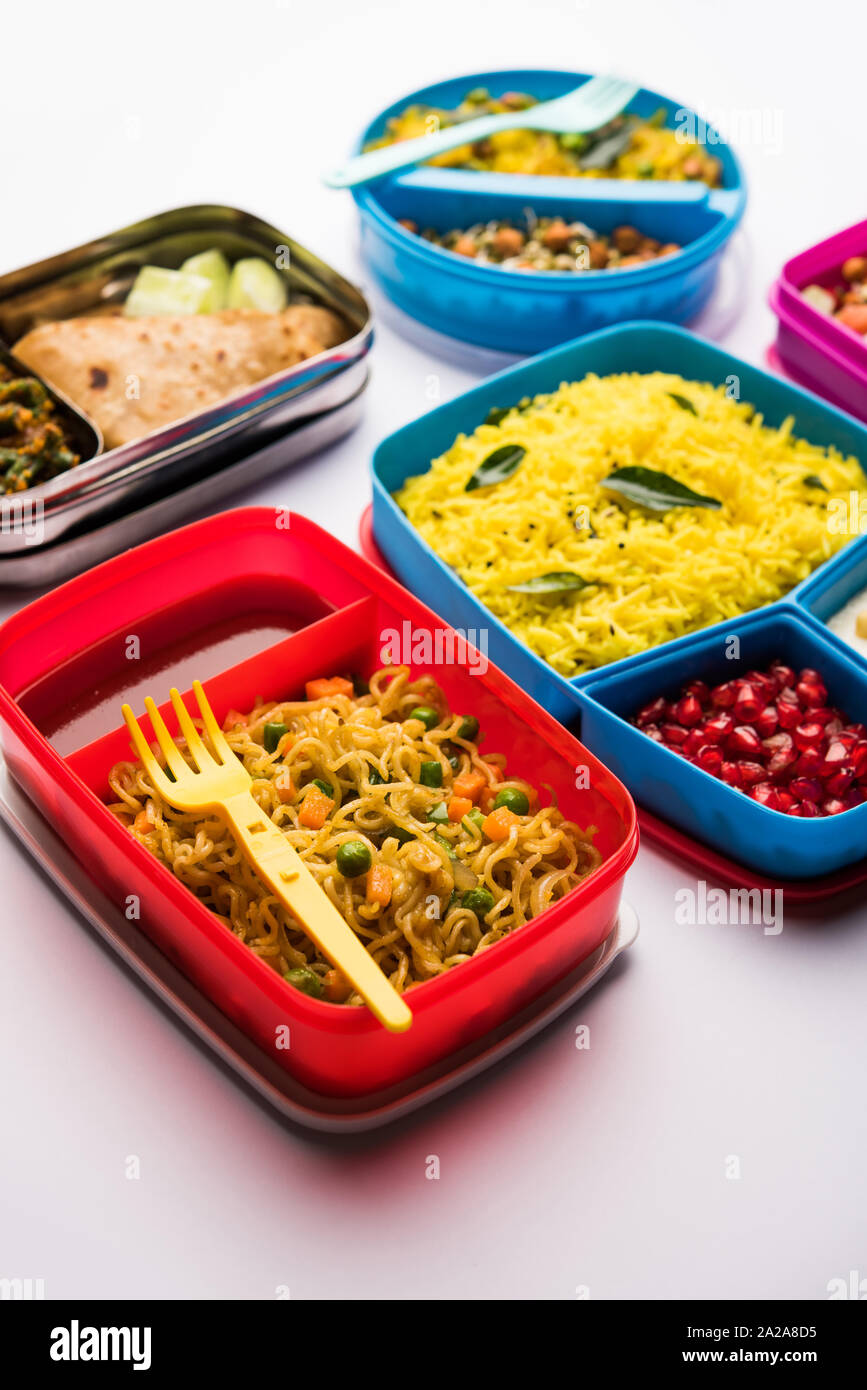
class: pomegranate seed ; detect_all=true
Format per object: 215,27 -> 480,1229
825,718 -> 844,738
793,722 -> 825,751
809,706 -> 837,726
792,799 -> 821,817
846,722 -> 867,741
767,748 -> 798,780
684,680 -> 711,705
737,761 -> 767,787
796,680 -> 828,708
703,712 -> 736,743
777,699 -> 802,730
753,705 -> 779,738
734,684 -> 763,721
769,662 -> 796,691
851,741 -> 867,776
822,797 -> 847,816
826,767 -> 855,797
775,790 -> 796,813
793,747 -> 824,777
846,787 -> 867,807
821,741 -> 849,776
745,670 -> 777,702
763,730 -> 794,754
636,697 -> 668,727
684,727 -> 707,756
696,744 -> 723,775
643,725 -> 664,742
728,726 -> 762,757
751,782 -> 791,810
834,731 -> 858,752
798,668 -> 823,684
720,761 -> 744,787
710,681 -> 737,709
661,723 -> 689,746
676,694 -> 704,727
789,776 -> 823,802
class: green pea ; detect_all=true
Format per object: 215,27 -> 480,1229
312,778 -> 334,797
410,705 -> 439,730
336,840 -> 372,878
462,807 -> 485,833
286,967 -> 323,998
428,802 -> 450,825
494,787 -> 530,815
264,721 -> 288,753
457,715 -> 479,741
419,760 -> 443,788
461,887 -> 495,918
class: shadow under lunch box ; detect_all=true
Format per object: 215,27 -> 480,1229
370,319 -> 867,885
0,508 -> 637,1100
0,205 -> 372,553
351,69 -> 746,354
769,218 -> 867,425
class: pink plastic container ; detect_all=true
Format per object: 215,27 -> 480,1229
769,219 -> 867,423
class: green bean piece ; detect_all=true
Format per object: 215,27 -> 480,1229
263,721 -> 289,753
419,760 -> 443,788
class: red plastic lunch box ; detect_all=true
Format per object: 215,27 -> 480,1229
0,509 -> 637,1098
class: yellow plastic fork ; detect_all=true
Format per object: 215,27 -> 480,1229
121,680 -> 412,1032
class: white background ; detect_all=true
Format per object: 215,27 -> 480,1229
0,0 -> 865,1300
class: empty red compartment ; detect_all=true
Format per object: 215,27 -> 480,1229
0,509 -> 637,1098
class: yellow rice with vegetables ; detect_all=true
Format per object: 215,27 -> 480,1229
395,373 -> 867,678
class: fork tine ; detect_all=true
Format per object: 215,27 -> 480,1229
143,696 -> 192,782
168,688 -> 216,772
192,680 -> 236,764
122,704 -> 177,798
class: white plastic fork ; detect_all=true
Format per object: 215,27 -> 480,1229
325,76 -> 639,189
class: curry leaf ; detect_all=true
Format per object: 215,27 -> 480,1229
803,474 -> 828,491
603,465 -> 722,512
465,444 -> 525,491
506,571 -> 592,594
667,392 -> 699,415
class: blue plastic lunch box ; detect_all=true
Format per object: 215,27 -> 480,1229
371,320 -> 867,878
352,69 -> 747,354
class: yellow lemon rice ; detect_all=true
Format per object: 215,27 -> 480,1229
394,373 -> 867,678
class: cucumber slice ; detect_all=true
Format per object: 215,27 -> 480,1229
124,266 -> 213,318
180,249 -> 231,312
226,257 -> 288,313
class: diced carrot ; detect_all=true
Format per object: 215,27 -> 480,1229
482,806 -> 520,841
452,770 -> 486,802
323,968 -> 353,1002
448,795 -> 473,823
366,863 -> 393,906
305,676 -> 354,701
298,786 -> 334,829
274,770 -> 296,804
133,808 -> 154,834
478,767 -> 505,813
223,709 -> 248,730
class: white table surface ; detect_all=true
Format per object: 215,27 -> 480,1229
1,0 -> 865,1301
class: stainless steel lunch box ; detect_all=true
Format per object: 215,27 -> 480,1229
0,205 -> 372,554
